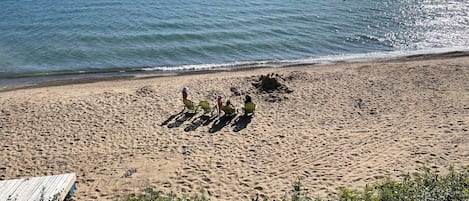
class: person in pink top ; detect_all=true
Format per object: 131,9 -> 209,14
182,87 -> 189,100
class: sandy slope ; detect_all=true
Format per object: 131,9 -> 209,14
1,56 -> 468,200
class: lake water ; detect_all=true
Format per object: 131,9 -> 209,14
1,0 -> 468,78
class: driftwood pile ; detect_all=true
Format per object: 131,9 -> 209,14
252,73 -> 293,102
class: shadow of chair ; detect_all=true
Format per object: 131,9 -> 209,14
160,109 -> 185,126
232,115 -> 253,132
209,114 -> 236,133
167,111 -> 196,128
185,114 -> 217,132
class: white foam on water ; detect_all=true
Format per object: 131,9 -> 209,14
141,47 -> 469,73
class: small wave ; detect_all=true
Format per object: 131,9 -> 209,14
288,47 -> 469,64
142,60 -> 275,72
2,47 -> 468,79
140,47 -> 469,73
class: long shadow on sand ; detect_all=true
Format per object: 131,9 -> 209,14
185,114 -> 217,132
232,115 -> 253,132
165,111 -> 196,128
160,109 -> 185,126
209,115 -> 236,133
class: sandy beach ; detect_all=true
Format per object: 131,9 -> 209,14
1,55 -> 468,200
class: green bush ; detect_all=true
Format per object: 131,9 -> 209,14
120,167 -> 469,201
337,166 -> 469,201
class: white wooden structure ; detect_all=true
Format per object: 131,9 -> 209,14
0,173 -> 76,201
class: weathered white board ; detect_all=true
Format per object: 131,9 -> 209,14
0,173 -> 76,201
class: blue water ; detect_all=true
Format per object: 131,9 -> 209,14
1,0 -> 468,77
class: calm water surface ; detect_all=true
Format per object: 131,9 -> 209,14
0,0 -> 468,77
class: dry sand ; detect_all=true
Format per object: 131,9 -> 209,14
1,55 -> 468,200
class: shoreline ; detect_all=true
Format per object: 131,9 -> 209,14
0,53 -> 468,200
1,50 -> 469,93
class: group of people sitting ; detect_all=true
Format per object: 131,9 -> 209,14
182,87 -> 256,116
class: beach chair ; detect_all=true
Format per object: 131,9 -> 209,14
183,99 -> 199,113
242,102 -> 256,116
199,101 -> 216,116
221,105 -> 237,116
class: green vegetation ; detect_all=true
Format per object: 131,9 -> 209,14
120,188 -> 209,201
120,167 -> 469,201
336,166 -> 469,201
